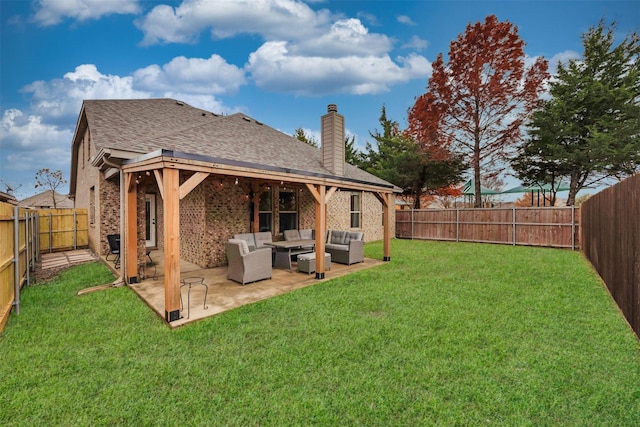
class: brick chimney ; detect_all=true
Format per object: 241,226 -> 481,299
321,104 -> 345,176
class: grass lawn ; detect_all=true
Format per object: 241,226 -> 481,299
1,240 -> 639,426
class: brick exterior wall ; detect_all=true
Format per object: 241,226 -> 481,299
326,190 -> 394,242
76,140 -> 394,270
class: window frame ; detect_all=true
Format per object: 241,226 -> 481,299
278,188 -> 298,233
350,191 -> 362,229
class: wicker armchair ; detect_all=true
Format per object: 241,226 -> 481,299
225,239 -> 272,285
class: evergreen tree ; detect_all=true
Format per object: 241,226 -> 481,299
365,106 -> 466,208
292,127 -> 318,147
512,21 -> 640,205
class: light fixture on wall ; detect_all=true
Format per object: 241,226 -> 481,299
235,177 -> 238,185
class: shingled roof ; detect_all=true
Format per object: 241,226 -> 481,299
19,190 -> 73,209
73,98 -> 395,191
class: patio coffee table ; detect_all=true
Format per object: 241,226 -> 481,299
265,240 -> 315,272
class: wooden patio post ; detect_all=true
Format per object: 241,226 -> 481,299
375,191 -> 392,262
383,192 -> 392,261
315,185 -> 326,279
124,173 -> 139,283
163,168 -> 181,322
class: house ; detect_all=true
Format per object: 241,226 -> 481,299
19,190 -> 74,209
69,98 -> 398,322
0,191 -> 18,205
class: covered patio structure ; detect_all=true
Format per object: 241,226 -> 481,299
119,149 -> 394,324
69,100 -> 398,326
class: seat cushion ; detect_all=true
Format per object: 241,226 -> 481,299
228,239 -> 249,256
345,232 -> 364,243
329,230 -> 347,244
283,229 -> 301,241
254,232 -> 272,248
234,233 -> 256,250
299,229 -> 313,240
326,243 -> 349,252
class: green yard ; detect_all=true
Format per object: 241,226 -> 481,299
1,240 -> 639,426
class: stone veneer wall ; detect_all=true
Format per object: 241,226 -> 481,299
100,175 -> 120,255
297,188 -> 316,229
143,176 -> 394,269
203,177 -> 251,267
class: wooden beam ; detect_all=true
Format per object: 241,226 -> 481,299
315,185 -> 327,279
382,192 -> 392,262
153,169 -> 164,200
163,168 -> 181,322
305,183 -> 321,203
124,172 -> 138,284
179,171 -> 210,200
325,186 -> 338,203
374,191 -> 388,207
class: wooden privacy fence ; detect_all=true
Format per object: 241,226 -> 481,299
396,207 -> 580,249
0,202 -> 39,331
38,208 -> 89,253
1,206 -> 88,332
581,174 -> 640,339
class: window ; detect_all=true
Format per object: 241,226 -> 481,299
258,188 -> 272,232
279,189 -> 297,233
89,186 -> 95,225
350,192 -> 361,228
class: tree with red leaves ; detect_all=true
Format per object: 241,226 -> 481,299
408,15 -> 549,207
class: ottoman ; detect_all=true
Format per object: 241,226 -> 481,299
297,252 -> 331,274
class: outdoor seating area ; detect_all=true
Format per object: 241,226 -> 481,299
101,249 -> 383,327
283,228 -> 365,265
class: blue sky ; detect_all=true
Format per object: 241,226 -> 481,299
1,0 -> 638,199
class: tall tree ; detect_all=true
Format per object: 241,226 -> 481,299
512,21 -> 640,205
292,127 -> 318,147
34,168 -> 67,208
345,134 -> 365,166
364,106 -> 466,208
408,15 -> 549,207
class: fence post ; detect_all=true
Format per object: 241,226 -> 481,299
456,209 -> 459,242
35,212 -> 40,262
49,212 -> 52,253
25,212 -> 30,286
411,209 -> 414,240
571,206 -> 575,250
13,206 -> 20,315
73,209 -> 77,250
512,208 -> 516,246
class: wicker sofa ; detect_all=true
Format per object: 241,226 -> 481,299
284,229 -> 365,265
233,231 -> 273,251
325,230 -> 365,265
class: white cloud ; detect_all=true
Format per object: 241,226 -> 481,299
136,0 -> 331,45
23,64 -> 148,122
33,0 -> 141,26
133,55 -> 245,94
21,58 -> 245,125
397,15 -> 416,26
291,18 -> 392,57
1,109 -> 72,150
547,50 -> 580,73
402,35 -> 429,51
0,109 -> 73,178
247,42 -> 431,95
